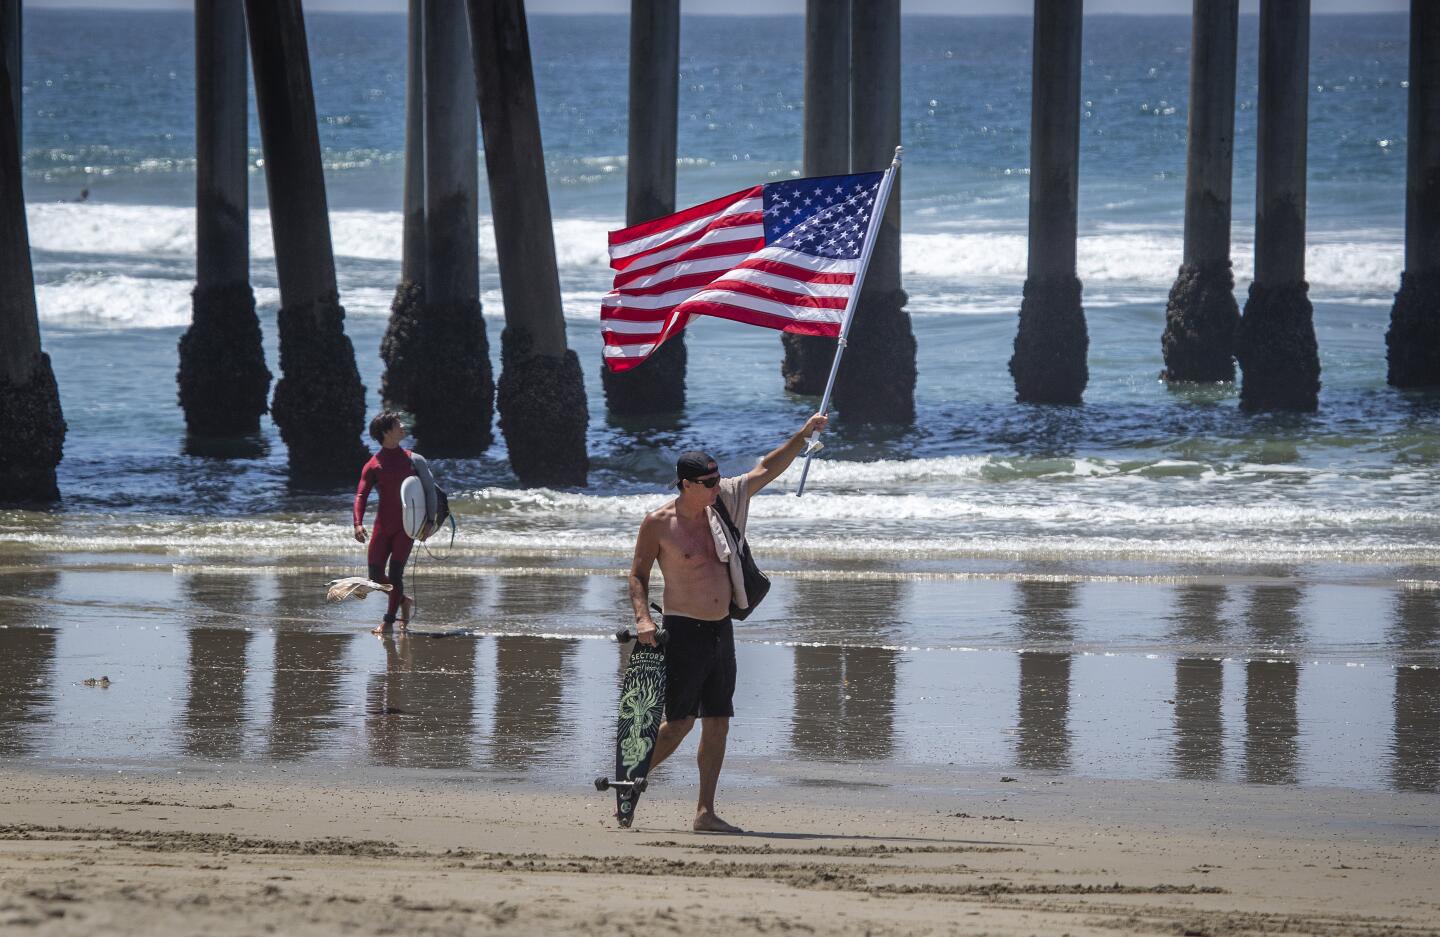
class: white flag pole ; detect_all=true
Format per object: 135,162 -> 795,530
795,145 -> 903,499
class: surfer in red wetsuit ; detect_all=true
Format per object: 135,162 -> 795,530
352,411 -> 436,634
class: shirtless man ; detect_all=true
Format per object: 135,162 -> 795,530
628,412 -> 828,833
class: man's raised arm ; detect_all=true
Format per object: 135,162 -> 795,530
745,412 -> 829,494
628,515 -> 663,646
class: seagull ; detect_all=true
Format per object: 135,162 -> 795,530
325,577 -> 394,602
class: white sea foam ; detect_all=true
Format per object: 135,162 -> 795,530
26,202 -> 615,268
466,485 -> 1434,531
3,449 -> 1436,564
26,202 -> 1404,305
35,273 -> 197,328
23,202 -> 1405,329
903,228 -> 1404,298
4,514 -> 1436,565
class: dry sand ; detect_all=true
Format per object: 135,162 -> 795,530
1,766 -> 1436,937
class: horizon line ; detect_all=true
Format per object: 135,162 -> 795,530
20,5 -> 1409,15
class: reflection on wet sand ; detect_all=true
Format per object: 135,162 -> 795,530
181,575 -> 253,761
411,570 -> 489,633
1013,581 -> 1075,772
1391,589 -> 1440,792
490,636 -> 575,771
491,573 -> 587,624
788,579 -> 904,760
0,570 -> 59,757
267,576 -> 351,761
367,635 -> 478,769
367,580 -> 482,768
0,628 -> 57,757
488,575 -> 587,770
2,566 -> 1437,793
1170,585 -> 1229,780
1244,586 -> 1304,786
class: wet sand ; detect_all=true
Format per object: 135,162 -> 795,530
2,563 -> 1438,934
2,565 -> 1437,792
2,765 -> 1437,936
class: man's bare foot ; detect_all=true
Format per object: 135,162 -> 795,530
397,597 -> 413,631
693,810 -> 742,834
371,621 -> 392,635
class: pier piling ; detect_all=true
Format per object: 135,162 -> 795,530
179,0 -> 270,440
3,0 -> 16,139
381,0 -> 427,418
470,0 -> 589,487
1236,0 -> 1320,412
602,0 -> 685,416
1010,0 -> 1089,406
834,0 -> 915,423
783,0 -> 851,396
0,26 -> 67,504
245,0 -> 368,475
383,0 -> 493,456
1161,0 -> 1240,384
1386,0 -> 1440,388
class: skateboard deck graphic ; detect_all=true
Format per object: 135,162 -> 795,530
594,628 -> 667,828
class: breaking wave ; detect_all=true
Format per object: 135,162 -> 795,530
25,203 -> 1403,329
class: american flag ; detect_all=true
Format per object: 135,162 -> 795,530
601,171 -> 887,372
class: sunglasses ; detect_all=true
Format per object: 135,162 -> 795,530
688,475 -> 720,488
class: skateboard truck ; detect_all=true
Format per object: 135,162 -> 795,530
614,627 -> 669,645
593,775 -> 648,794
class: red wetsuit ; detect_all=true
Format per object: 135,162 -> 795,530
353,446 -> 416,622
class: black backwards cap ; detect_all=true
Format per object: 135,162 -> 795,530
676,450 -> 718,482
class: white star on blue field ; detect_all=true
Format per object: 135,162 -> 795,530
761,172 -> 884,260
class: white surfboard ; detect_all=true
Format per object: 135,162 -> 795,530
400,475 -> 429,539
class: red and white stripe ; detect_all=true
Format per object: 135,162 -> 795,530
601,185 -> 853,372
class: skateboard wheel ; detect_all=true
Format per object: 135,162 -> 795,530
633,776 -> 648,794
594,776 -> 610,791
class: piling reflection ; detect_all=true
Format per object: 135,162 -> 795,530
180,574 -> 253,760
492,573 -> 587,623
1243,585 -> 1303,785
407,569 -> 487,632
1390,588 -> 1440,792
787,578 -> 904,760
1169,585 -> 1229,780
266,576 -> 351,761
490,636 -> 574,771
0,571 -> 59,756
488,575 -> 586,770
366,634 -> 478,769
1013,580 -> 1075,772
1388,587 -> 1439,664
0,628 -> 57,756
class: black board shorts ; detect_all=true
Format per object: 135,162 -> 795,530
662,614 -> 736,720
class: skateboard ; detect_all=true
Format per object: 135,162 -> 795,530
594,627 -> 668,828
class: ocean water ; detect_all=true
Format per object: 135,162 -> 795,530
4,10 -> 1437,793
10,10 -> 1437,577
